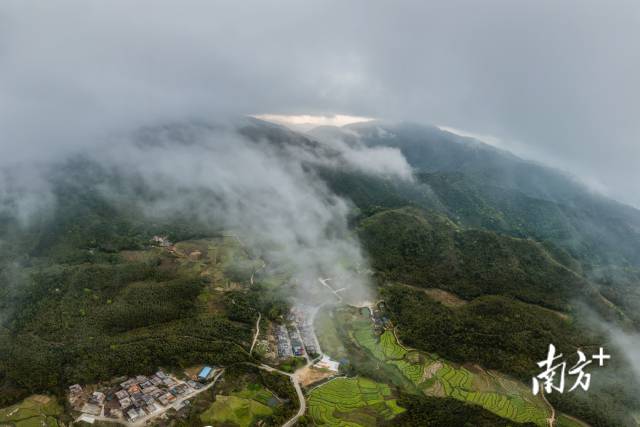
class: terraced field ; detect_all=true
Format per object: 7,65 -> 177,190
380,331 -> 406,359
0,395 -> 62,427
342,308 -> 551,427
308,377 -> 405,426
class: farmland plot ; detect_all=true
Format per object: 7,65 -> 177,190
308,377 -> 404,426
342,307 -> 551,427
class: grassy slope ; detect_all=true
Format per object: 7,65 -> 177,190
200,394 -> 272,427
0,395 -> 62,427
314,308 -> 349,361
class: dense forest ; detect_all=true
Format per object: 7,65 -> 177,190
316,121 -> 640,269
386,394 -> 538,427
0,168 -> 260,406
357,207 -> 594,311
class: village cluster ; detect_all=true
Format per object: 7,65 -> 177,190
276,307 -> 320,359
69,366 -> 217,425
370,303 -> 392,332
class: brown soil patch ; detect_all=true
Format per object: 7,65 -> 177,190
296,366 -> 334,387
423,361 -> 443,381
30,395 -> 51,404
397,284 -> 467,308
472,370 -> 497,392
421,288 -> 467,308
463,363 -> 485,374
424,380 -> 445,397
184,365 -> 203,380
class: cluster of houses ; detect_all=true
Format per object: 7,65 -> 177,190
69,368 -> 215,424
290,308 -> 320,356
276,324 -> 293,358
151,235 -> 173,248
288,328 -> 305,357
275,307 -> 322,359
369,303 -> 392,332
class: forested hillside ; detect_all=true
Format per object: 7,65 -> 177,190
0,161 -> 263,406
357,207 -> 592,311
1,119 -> 640,426
313,122 -> 640,270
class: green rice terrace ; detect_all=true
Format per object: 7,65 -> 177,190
308,377 -> 405,426
319,306 -> 555,427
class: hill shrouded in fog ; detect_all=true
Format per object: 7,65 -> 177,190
311,121 -> 640,269
1,118 -> 640,426
3,2 -> 640,426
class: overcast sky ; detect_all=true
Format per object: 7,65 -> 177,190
1,1 -> 639,206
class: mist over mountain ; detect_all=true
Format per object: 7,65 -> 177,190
0,116 -> 640,426
2,2 -> 639,426
0,118 -> 416,309
311,121 -> 640,269
3,1 -> 640,206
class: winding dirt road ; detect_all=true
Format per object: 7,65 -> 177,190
249,312 -> 262,355
540,390 -> 556,427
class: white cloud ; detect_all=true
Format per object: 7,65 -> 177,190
254,114 -> 374,132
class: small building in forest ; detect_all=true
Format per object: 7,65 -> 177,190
197,366 -> 213,381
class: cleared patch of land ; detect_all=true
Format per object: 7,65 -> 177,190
396,283 -> 468,308
296,366 -> 335,387
421,287 -> 468,308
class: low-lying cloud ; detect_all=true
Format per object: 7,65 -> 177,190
306,129 -> 414,181
2,1 -> 638,206
99,120 -> 414,303
0,119 -> 413,305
